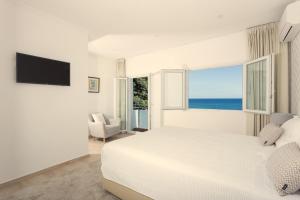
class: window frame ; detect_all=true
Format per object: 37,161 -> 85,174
161,69 -> 187,110
242,54 -> 275,115
187,65 -> 243,111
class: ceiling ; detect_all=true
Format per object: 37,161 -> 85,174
17,0 -> 295,58
88,33 -> 227,58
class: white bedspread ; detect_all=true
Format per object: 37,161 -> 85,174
101,127 -> 300,200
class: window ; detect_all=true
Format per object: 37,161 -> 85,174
161,69 -> 186,110
188,65 -> 243,110
243,55 -> 274,114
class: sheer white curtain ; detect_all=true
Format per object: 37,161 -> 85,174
115,78 -> 127,130
115,58 -> 127,130
246,22 -> 289,136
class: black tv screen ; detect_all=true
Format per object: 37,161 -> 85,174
16,53 -> 70,86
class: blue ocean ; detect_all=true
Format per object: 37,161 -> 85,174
189,98 -> 242,110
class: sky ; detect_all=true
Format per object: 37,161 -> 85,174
189,65 -> 243,99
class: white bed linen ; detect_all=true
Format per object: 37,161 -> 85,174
101,127 -> 300,200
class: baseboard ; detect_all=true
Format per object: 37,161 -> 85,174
0,154 -> 90,188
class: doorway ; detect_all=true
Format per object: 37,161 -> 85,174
127,76 -> 150,132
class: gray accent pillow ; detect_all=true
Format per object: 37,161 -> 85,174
259,123 -> 283,146
102,114 -> 110,125
266,142 -> 300,196
270,113 -> 293,126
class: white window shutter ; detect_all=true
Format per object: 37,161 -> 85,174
243,54 -> 275,114
161,69 -> 186,110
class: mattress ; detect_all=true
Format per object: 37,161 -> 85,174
101,127 -> 300,200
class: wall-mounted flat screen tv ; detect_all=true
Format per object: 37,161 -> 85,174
16,53 -> 70,86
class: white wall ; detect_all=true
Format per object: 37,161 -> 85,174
88,54 -> 116,117
0,0 -> 17,184
0,2 -> 89,184
127,31 -> 249,134
291,33 -> 300,114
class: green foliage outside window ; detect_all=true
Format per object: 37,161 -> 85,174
133,77 -> 148,110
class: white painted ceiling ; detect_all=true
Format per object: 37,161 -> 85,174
17,0 -> 294,58
88,34 -> 226,58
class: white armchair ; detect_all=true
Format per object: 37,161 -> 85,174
88,113 -> 121,142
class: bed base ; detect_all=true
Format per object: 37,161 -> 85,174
102,178 -> 153,200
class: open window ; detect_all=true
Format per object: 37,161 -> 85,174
188,65 -> 243,110
161,69 -> 186,110
243,55 -> 275,114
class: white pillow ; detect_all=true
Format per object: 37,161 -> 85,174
91,113 -> 107,125
276,117 -> 300,148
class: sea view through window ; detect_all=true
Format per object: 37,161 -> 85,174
189,65 -> 243,110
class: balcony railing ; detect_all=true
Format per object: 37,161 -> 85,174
131,109 -> 148,129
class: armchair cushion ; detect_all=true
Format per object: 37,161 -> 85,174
91,113 -> 107,125
109,118 -> 121,126
103,115 -> 111,125
105,124 -> 121,137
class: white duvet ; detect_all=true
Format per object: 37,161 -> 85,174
101,127 -> 300,200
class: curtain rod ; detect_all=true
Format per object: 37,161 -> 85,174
247,21 -> 279,30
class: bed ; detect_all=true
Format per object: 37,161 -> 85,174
101,127 -> 300,200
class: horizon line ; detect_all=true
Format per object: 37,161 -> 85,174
189,98 -> 242,99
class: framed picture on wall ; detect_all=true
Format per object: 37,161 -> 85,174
88,77 -> 100,93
